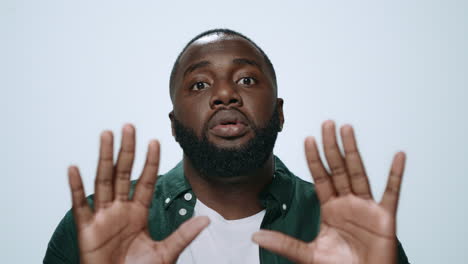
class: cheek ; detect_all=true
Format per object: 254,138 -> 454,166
242,92 -> 277,126
174,97 -> 211,133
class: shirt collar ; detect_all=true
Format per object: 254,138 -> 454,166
160,162 -> 192,209
160,155 -> 294,215
260,156 -> 294,215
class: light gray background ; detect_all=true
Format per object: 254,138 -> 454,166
1,0 -> 467,263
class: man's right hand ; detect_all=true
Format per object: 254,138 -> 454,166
68,124 -> 209,264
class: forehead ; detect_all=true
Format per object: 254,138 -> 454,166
177,35 -> 265,71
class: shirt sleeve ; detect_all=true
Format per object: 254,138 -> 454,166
397,239 -> 410,264
43,210 -> 80,264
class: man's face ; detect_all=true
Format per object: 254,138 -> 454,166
170,34 -> 284,177
171,35 -> 283,149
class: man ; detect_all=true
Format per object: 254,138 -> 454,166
44,29 -> 409,264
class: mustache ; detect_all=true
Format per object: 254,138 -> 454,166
172,105 -> 279,141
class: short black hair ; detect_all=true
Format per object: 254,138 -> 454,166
169,28 -> 277,100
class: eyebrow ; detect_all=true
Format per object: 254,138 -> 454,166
232,58 -> 261,68
184,60 -> 211,77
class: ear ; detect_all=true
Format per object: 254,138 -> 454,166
169,111 -> 176,138
276,98 -> 284,132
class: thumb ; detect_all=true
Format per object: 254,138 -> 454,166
161,216 -> 210,262
253,230 -> 313,264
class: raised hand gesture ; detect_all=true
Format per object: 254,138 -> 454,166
68,125 -> 209,264
253,121 -> 406,264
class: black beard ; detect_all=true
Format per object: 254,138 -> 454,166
173,108 -> 280,179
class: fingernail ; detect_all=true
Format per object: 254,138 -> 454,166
123,124 -> 134,133
196,216 -> 211,227
252,231 -> 266,243
149,140 -> 157,149
101,130 -> 113,141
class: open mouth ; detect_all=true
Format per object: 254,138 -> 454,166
221,120 -> 240,125
211,121 -> 248,138
208,110 -> 250,139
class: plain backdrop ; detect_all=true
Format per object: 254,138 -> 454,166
1,0 -> 467,263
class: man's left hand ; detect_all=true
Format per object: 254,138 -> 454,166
253,120 -> 406,264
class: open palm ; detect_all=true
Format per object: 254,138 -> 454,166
253,121 -> 405,264
68,125 -> 209,264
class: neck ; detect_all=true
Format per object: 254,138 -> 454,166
183,154 -> 274,220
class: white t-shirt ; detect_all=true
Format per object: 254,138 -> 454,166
177,199 -> 266,264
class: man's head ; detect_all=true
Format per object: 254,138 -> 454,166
169,29 -> 284,178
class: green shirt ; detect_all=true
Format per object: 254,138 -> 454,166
44,156 -> 409,263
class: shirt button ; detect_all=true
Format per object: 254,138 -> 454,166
184,193 -> 193,201
179,208 -> 187,216
165,198 -> 171,204
282,203 -> 287,210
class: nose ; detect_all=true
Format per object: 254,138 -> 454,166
209,80 -> 243,109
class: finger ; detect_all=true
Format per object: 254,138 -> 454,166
94,131 -> 115,211
68,166 -> 93,226
380,152 -> 406,214
133,140 -> 160,208
253,230 -> 313,264
340,125 -> 373,199
305,137 -> 336,204
161,216 -> 210,262
322,120 -> 352,195
114,124 -> 136,201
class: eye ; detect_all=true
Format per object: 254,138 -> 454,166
191,81 -> 210,91
237,77 -> 256,86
